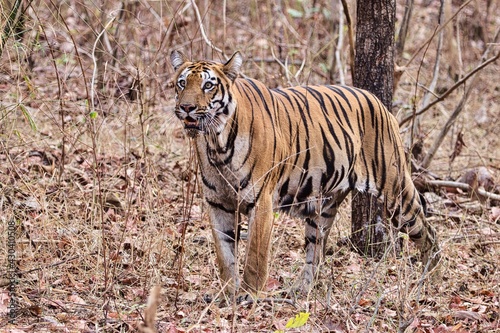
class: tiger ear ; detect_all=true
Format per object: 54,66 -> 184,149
170,50 -> 189,71
222,51 -> 243,81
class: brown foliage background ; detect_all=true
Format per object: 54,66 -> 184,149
0,0 -> 499,332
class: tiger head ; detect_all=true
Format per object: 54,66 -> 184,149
170,51 -> 243,137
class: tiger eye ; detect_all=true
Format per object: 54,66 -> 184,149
203,82 -> 214,90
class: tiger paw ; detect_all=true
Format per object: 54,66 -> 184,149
421,242 -> 441,272
236,293 -> 254,304
289,264 -> 315,296
420,228 -> 441,271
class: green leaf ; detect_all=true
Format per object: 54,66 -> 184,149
285,312 -> 310,328
287,8 -> 303,18
89,111 -> 98,119
19,104 -> 37,131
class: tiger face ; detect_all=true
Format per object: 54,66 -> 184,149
170,50 -> 243,137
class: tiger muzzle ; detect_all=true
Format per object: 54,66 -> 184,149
176,103 -> 203,136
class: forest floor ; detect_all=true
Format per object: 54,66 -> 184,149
1,0 -> 499,332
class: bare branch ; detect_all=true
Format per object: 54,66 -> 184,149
407,0 -> 445,149
408,28 -> 500,166
0,0 -> 22,57
399,51 -> 500,126
91,16 -> 116,108
341,0 -> 355,81
335,0 -> 346,85
403,0 -> 473,69
420,0 -> 445,111
190,0 -> 223,55
395,0 -> 413,64
419,74 -> 474,169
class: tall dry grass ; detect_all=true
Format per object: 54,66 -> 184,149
0,0 -> 499,331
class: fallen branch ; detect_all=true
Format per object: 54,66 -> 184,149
449,233 -> 500,242
427,180 -> 500,201
2,254 -> 91,278
239,297 -> 296,307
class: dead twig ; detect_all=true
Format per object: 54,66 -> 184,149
427,180 -> 500,201
395,0 -> 413,65
0,0 -> 21,57
416,0 -> 445,124
403,0 -> 473,69
190,0 -> 223,55
419,73 -> 475,169
335,0 -> 345,85
2,254 -> 93,278
400,50 -> 500,126
419,26 -> 500,168
238,297 -> 296,307
341,0 -> 355,82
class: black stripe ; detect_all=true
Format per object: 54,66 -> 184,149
245,202 -> 255,215
297,176 -> 313,201
320,127 -> 336,190
219,229 -> 237,242
305,235 -> 318,247
201,173 -> 216,191
306,218 -> 318,228
309,87 -> 342,148
378,158 -> 387,196
341,129 -> 355,166
288,88 -> 314,124
239,168 -> 252,190
355,88 -> 377,129
279,178 -> 290,198
340,86 -> 366,135
279,195 -> 293,213
206,199 -> 234,214
327,86 -> 355,133
244,80 -> 278,164
402,188 -> 416,217
245,79 -> 275,122
409,229 -> 423,239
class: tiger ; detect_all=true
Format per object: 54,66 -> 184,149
169,50 -> 440,298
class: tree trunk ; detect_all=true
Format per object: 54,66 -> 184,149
351,0 -> 396,258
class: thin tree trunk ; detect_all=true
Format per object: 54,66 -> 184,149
351,0 -> 396,257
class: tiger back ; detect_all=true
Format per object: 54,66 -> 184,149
169,50 -> 440,297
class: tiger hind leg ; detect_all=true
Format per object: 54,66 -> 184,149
291,195 -> 346,294
393,190 -> 441,269
407,214 -> 441,270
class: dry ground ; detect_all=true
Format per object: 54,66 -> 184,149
0,0 -> 499,332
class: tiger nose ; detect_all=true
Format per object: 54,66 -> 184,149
179,103 -> 197,113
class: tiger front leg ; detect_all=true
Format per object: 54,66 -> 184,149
241,194 -> 274,297
208,206 -> 240,296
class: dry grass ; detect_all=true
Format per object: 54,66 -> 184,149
0,0 -> 499,332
